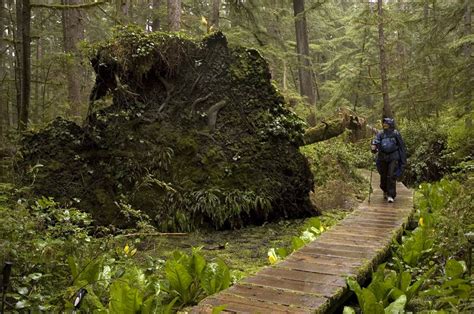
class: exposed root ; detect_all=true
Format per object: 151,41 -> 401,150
207,100 -> 227,132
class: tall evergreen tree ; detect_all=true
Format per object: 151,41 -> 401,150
293,0 -> 316,106
62,0 -> 85,119
17,0 -> 31,131
377,0 -> 392,119
168,0 -> 181,31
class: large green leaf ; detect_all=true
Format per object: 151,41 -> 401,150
165,260 -> 193,302
347,277 -> 364,307
384,295 -> 406,314
68,256 -> 78,279
191,249 -> 207,278
361,289 -> 384,314
445,259 -> 464,279
201,259 -> 231,295
399,271 -> 411,292
74,257 -> 103,285
343,307 -> 356,314
291,236 -> 306,251
406,266 -> 435,301
109,280 -> 143,313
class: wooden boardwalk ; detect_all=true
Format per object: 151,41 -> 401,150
190,174 -> 414,313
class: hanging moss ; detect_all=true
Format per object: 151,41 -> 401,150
16,28 -> 316,231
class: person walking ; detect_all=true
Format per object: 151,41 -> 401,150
371,117 -> 407,203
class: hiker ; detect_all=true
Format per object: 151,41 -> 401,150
371,117 -> 407,203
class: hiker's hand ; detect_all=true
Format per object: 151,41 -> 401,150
371,145 -> 377,153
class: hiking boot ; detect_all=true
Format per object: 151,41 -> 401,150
387,196 -> 394,203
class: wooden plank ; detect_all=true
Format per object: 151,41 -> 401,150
325,228 -> 390,240
305,241 -> 378,252
342,216 -> 402,225
225,284 -> 328,309
258,267 -> 347,287
328,225 -> 395,238
339,221 -> 401,230
287,252 -> 364,267
242,275 -> 344,298
199,293 -> 312,313
298,246 -> 375,260
317,232 -> 388,246
277,260 -> 359,276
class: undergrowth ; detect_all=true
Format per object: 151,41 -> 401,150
345,175 -> 473,313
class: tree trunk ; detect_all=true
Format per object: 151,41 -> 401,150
0,0 -> 5,142
152,0 -> 161,31
117,0 -> 130,23
62,0 -> 85,119
293,0 -> 316,106
464,0 -> 472,128
17,0 -> 31,131
210,0 -> 220,29
167,0 -> 180,31
377,0 -> 392,119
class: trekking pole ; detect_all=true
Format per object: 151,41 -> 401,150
1,262 -> 13,314
368,166 -> 373,204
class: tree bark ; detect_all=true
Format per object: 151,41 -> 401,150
293,0 -> 316,106
62,0 -> 85,119
209,0 -> 220,29
377,0 -> 392,119
167,0 -> 181,31
152,0 -> 161,31
463,0 -> 472,128
17,0 -> 31,131
0,0 -> 5,142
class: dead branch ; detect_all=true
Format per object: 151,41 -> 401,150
115,232 -> 188,238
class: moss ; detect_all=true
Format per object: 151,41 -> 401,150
16,31 -> 314,231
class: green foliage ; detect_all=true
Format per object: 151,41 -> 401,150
401,120 -> 453,186
184,188 -> 272,230
346,275 -> 407,314
300,138 -> 370,187
396,226 -> 434,267
0,183 -> 235,312
300,137 -> 369,211
446,115 -> 474,163
260,106 -> 307,145
268,217 -> 328,264
350,176 -> 472,312
421,259 -> 472,310
162,248 -> 231,308
94,25 -> 194,78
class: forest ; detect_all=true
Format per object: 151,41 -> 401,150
0,0 -> 472,313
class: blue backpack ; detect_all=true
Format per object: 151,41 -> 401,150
380,132 -> 399,153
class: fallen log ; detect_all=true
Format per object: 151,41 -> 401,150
303,108 -> 369,145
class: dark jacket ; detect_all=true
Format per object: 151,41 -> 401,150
372,128 -> 407,175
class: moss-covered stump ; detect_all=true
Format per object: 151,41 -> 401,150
16,27 -> 315,231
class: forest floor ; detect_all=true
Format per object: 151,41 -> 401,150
128,210 -> 350,280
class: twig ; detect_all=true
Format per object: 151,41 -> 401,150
115,232 -> 188,238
